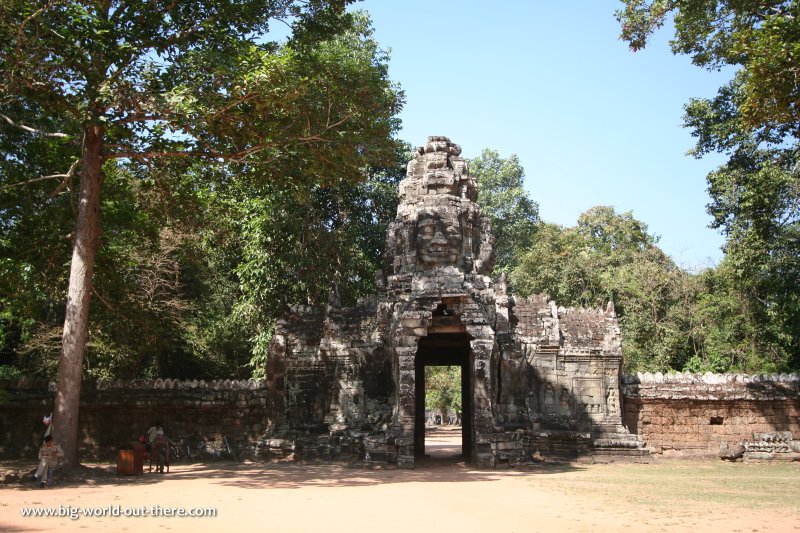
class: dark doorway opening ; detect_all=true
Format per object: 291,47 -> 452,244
414,332 -> 472,461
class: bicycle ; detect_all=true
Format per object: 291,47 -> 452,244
170,434 -> 250,462
172,434 -> 203,463
172,434 -> 222,462
210,435 -> 249,463
231,436 -> 257,462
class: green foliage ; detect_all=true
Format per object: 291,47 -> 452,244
612,247 -> 699,372
513,203 -> 794,373
513,207 -> 658,306
618,0 -> 800,371
234,143 -> 405,373
425,366 -> 461,421
513,207 -> 703,372
0,96 -> 77,378
576,206 -> 653,257
0,3 -> 405,379
617,1 -> 800,130
688,78 -> 799,372
470,149 -> 540,274
0,131 -> 405,380
697,151 -> 798,369
685,262 -> 766,372
511,222 -> 596,306
0,365 -> 23,380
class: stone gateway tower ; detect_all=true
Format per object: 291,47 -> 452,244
266,136 -> 646,467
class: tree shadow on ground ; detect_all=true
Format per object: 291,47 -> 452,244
0,522 -> 40,533
193,460 -> 584,490
2,459 -> 583,491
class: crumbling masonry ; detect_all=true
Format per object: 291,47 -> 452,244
2,137 -> 798,464
266,136 -> 647,467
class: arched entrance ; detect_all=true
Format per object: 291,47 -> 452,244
413,304 -> 473,460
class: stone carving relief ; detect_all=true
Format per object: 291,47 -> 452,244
386,136 -> 494,279
267,135 -> 646,468
415,211 -> 461,268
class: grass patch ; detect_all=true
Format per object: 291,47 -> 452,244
528,460 -> 800,515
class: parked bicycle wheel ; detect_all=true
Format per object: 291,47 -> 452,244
166,438 -> 182,463
237,441 -> 256,462
222,435 -> 253,462
173,435 -> 199,463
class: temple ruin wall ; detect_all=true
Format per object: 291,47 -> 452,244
623,373 -> 800,456
0,379 -> 270,460
2,372 -> 798,460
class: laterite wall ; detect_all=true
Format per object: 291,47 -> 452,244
622,373 -> 800,455
0,379 -> 269,460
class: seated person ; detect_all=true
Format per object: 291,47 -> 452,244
34,435 -> 64,487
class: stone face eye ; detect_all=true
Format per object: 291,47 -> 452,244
418,220 -> 438,238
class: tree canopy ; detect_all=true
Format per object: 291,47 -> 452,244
1,0 -> 403,466
512,207 -> 699,372
469,148 -> 539,274
618,0 -> 800,371
617,0 -> 800,130
425,365 -> 461,424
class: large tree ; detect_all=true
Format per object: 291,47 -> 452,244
232,141 -> 409,376
617,0 -> 800,130
617,0 -> 800,370
425,365 -> 461,425
513,206 -> 700,372
512,207 -> 655,307
1,1 -> 402,466
469,149 -> 539,274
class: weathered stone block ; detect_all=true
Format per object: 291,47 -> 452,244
396,455 -> 415,469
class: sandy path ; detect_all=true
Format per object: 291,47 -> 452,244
2,430 -> 797,532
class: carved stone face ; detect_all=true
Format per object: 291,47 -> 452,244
416,214 -> 461,267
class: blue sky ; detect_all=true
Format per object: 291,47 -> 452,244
355,1 -> 735,269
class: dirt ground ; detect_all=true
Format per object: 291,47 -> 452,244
2,427 -> 799,532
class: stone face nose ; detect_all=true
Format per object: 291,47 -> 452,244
431,230 -> 448,246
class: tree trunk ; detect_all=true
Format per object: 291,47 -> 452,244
52,125 -> 105,468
